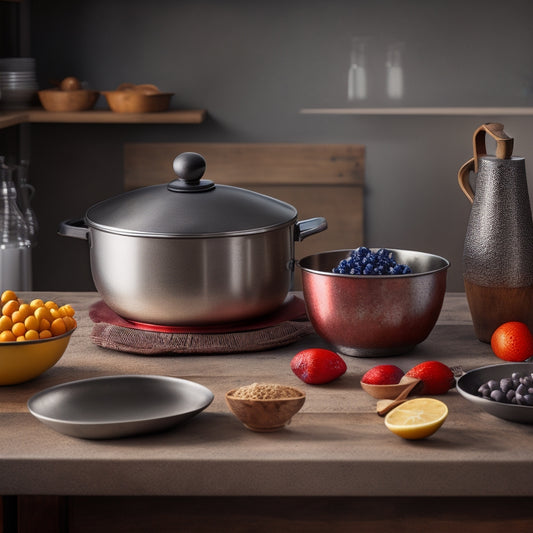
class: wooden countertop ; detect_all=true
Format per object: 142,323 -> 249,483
0,292 -> 531,498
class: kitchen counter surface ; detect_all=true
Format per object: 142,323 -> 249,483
1,292 -> 532,500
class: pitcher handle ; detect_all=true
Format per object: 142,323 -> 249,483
458,158 -> 476,204
458,123 -> 514,204
472,122 -> 513,171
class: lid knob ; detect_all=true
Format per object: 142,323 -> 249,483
168,152 -> 215,192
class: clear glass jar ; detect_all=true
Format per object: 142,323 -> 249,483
386,42 -> 404,100
348,37 -> 368,101
15,160 -> 39,245
0,156 -> 32,290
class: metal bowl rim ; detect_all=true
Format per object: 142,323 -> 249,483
297,248 -> 450,278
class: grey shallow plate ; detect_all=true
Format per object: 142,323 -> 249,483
457,363 -> 533,424
27,375 -> 214,439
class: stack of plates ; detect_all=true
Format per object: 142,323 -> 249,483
0,57 -> 38,109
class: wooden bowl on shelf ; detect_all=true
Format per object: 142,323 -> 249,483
38,89 -> 99,112
103,83 -> 173,113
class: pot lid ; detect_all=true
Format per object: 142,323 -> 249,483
85,152 -> 298,237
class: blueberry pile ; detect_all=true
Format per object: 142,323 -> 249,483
478,371 -> 533,406
332,247 -> 412,276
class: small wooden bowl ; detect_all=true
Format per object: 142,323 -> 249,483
225,385 -> 306,432
360,375 -> 421,400
38,89 -> 99,112
103,90 -> 173,113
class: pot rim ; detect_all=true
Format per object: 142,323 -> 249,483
85,215 -> 298,238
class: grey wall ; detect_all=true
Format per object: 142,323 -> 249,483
24,0 -> 533,291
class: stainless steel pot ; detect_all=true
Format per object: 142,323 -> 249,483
59,152 -> 327,325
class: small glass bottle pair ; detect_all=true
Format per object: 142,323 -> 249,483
347,38 -> 404,102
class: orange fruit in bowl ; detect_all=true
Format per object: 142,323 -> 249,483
0,290 -> 17,305
0,291 -> 76,343
490,321 -> 533,362
2,300 -> 19,317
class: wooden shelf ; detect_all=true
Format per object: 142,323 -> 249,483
0,111 -> 28,129
300,107 -> 533,116
0,108 -> 206,129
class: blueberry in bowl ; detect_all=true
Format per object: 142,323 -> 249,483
332,247 -> 412,276
298,248 -> 450,357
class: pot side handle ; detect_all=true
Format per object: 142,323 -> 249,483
58,218 -> 89,240
295,217 -> 327,242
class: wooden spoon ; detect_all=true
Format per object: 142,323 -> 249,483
360,375 -> 421,399
376,378 -> 421,416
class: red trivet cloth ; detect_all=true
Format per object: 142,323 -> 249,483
89,296 -> 315,355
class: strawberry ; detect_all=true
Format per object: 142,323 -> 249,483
290,348 -> 347,384
405,361 -> 455,395
361,365 -> 404,385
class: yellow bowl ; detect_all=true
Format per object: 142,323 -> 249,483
0,328 -> 75,385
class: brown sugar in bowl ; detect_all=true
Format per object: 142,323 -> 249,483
225,383 -> 306,432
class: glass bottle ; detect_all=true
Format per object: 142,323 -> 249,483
15,160 -> 39,245
0,156 -> 32,290
347,37 -> 368,101
386,42 -> 404,100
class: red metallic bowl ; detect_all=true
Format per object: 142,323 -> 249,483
298,249 -> 450,357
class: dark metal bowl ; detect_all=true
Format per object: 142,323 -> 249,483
457,363 -> 533,424
298,249 -> 450,357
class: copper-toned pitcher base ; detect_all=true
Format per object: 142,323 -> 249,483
464,279 -> 533,343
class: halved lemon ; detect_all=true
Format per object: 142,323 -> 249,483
384,398 -> 448,440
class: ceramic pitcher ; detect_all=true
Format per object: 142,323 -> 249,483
458,123 -> 533,342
